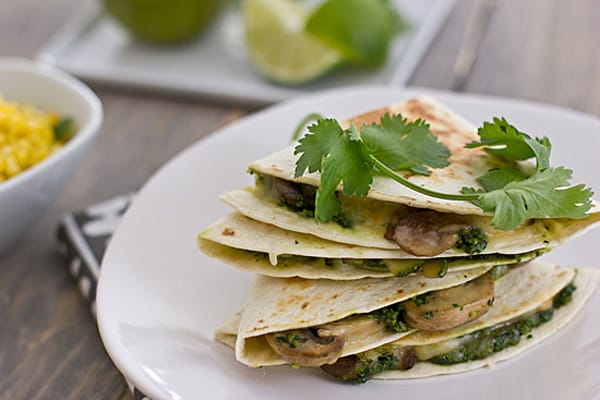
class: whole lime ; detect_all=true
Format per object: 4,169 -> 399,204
103,0 -> 223,44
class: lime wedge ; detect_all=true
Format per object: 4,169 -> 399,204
244,0 -> 342,85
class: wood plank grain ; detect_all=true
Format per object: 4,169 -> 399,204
0,237 -> 126,399
410,0 -> 477,89
460,0 -> 600,115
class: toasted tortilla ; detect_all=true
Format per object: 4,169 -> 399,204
201,212 -> 427,261
215,262 -> 591,375
376,267 -> 598,379
247,97 -> 574,215
234,266 -> 492,367
215,311 -> 241,349
199,230 -> 544,280
227,97 -> 599,253
220,187 -> 600,253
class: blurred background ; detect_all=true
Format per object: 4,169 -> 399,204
1,0 -> 599,398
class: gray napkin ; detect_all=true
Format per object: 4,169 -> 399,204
57,194 -> 150,400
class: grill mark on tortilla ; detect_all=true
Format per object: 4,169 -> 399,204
341,99 -> 488,188
222,228 -> 235,236
343,108 -> 394,130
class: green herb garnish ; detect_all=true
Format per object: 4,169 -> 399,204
294,115 -> 593,230
438,259 -> 449,278
372,303 -> 409,333
455,227 -> 488,254
412,293 -> 430,307
53,118 -> 75,142
274,333 -> 307,349
466,117 -> 551,172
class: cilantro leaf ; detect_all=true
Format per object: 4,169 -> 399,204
360,114 -> 450,175
293,114 -> 593,231
476,166 -> 528,192
294,119 -> 341,176
294,119 -> 372,221
466,117 -> 551,171
464,167 -> 593,230
523,135 -> 551,171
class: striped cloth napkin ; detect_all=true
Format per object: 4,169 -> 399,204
56,194 -> 150,400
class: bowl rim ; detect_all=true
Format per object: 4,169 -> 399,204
0,57 -> 103,194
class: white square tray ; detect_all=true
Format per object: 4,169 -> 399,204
39,0 -> 455,105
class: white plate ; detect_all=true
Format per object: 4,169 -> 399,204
97,87 -> 600,400
38,0 -> 454,105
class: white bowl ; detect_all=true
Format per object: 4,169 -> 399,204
0,58 -> 103,255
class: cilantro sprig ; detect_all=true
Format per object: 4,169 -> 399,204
466,117 -> 551,172
293,114 -> 593,230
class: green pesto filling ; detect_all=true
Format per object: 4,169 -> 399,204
274,332 -> 307,349
428,282 -> 576,365
455,227 -> 488,254
251,249 -> 546,279
353,349 -> 401,384
342,281 -> 576,383
370,303 -> 409,333
489,264 -> 509,280
340,258 -> 389,271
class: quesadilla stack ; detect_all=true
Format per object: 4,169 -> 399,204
199,97 -> 600,383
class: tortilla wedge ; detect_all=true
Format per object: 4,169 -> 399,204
218,97 -> 600,258
234,265 -> 492,367
198,211 -> 593,280
199,229 -> 545,280
221,187 -> 600,253
376,266 -> 598,379
214,263 -> 597,381
247,97 -> 574,215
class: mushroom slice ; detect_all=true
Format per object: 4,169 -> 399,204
265,328 -> 345,367
404,273 -> 495,331
316,315 -> 386,345
272,178 -> 316,211
386,210 -> 469,257
273,178 -> 305,210
321,346 -> 417,382
320,354 -> 361,381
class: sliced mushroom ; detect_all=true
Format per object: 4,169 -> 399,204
320,354 -> 361,381
404,273 -> 495,331
321,346 -> 416,382
385,209 -> 469,256
316,315 -> 386,344
272,178 -> 317,211
265,328 -> 345,367
273,178 -> 305,210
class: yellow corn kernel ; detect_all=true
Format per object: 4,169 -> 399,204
4,154 -> 21,177
0,97 -> 69,183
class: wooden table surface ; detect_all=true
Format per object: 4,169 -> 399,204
1,0 -> 599,399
